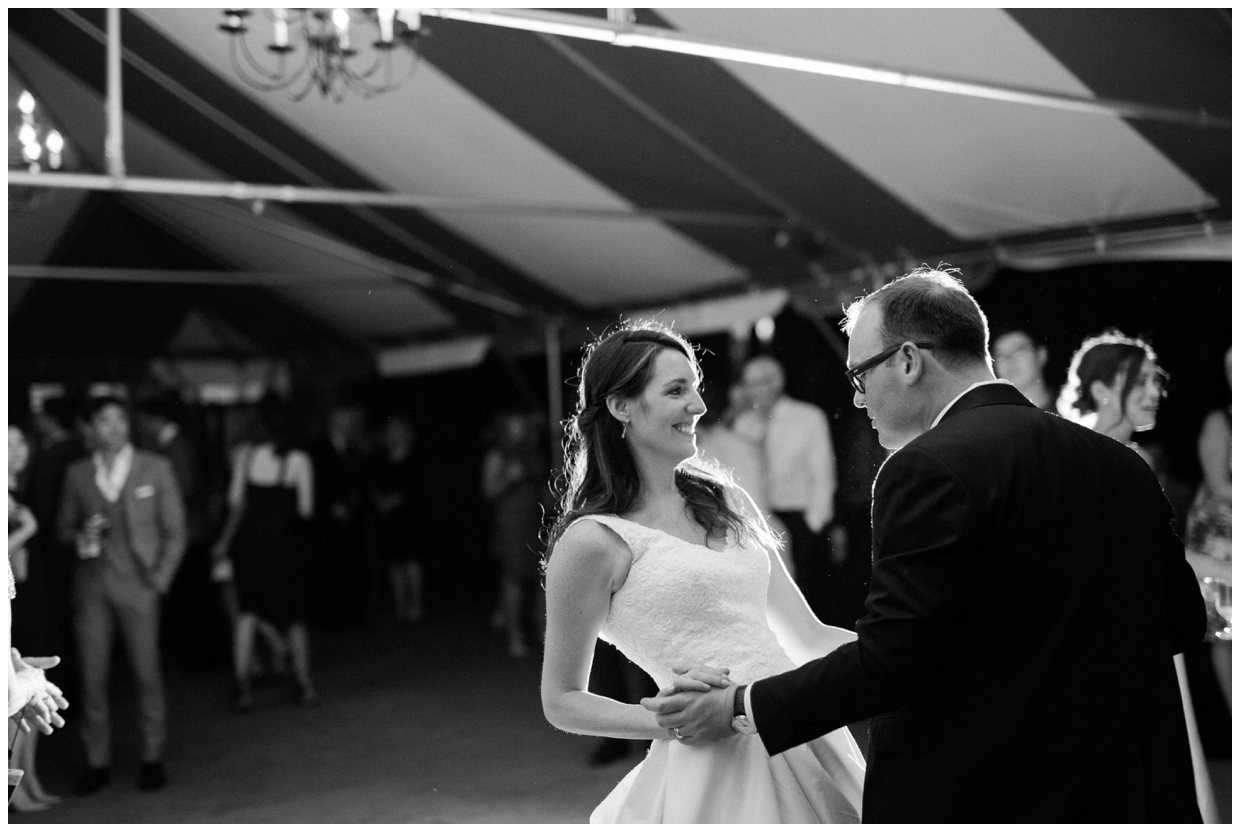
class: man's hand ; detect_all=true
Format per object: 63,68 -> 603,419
641,663 -> 737,746
10,651 -> 69,735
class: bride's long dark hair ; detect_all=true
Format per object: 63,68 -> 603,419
543,321 -> 774,565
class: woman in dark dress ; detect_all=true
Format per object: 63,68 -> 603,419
370,414 -> 425,624
212,398 -> 316,709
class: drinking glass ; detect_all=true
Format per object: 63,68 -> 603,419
1203,577 -> 1232,641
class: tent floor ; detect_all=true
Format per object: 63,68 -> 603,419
9,609 -> 1231,823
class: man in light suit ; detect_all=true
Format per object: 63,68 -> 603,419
647,268 -> 1204,822
57,396 -> 185,795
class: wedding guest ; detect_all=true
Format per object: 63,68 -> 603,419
308,403 -> 367,628
8,423 -> 64,812
370,413 -> 426,624
212,396 -> 317,709
57,396 -> 186,795
1184,347 -> 1231,708
23,397 -> 85,676
695,383 -> 790,575
733,356 -> 838,619
482,411 -> 545,658
541,321 -> 863,822
1060,329 -> 1216,819
991,325 -> 1056,411
1057,330 -> 1165,462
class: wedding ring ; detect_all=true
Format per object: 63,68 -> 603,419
673,727 -> 684,740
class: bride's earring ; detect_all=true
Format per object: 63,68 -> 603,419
621,422 -> 628,439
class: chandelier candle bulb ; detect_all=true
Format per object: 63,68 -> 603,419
46,130 -> 63,169
273,9 -> 288,48
18,91 -> 34,115
333,8 -> 350,50
378,7 -> 395,44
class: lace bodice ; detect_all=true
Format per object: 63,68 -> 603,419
569,514 -> 797,690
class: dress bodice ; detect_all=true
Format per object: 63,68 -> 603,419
569,514 -> 797,690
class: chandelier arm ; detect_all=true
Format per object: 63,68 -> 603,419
235,30 -> 305,86
344,42 -> 423,97
229,36 -> 305,93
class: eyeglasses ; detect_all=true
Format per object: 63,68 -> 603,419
845,342 -> 934,395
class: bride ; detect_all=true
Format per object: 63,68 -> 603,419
540,322 -> 865,823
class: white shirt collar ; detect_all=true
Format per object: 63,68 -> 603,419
930,379 -> 1013,430
93,443 -> 134,503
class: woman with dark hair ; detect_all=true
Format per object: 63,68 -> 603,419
1061,330 -> 1218,819
1058,330 -> 1165,464
211,396 -> 317,710
541,322 -> 864,823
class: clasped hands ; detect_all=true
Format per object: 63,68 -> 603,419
640,663 -> 737,746
10,649 -> 69,735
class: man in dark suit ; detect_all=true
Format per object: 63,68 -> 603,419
57,396 -> 186,795
645,268 -> 1205,822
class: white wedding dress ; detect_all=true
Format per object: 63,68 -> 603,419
568,514 -> 865,823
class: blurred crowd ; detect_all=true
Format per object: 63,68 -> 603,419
6,320 -> 1230,805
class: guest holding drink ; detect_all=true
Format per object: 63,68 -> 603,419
56,396 -> 186,795
1184,347 -> 1231,708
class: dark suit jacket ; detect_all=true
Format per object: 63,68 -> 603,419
750,384 -> 1205,822
57,450 -> 187,594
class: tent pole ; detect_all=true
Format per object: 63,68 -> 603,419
105,8 -> 125,178
545,322 -> 564,474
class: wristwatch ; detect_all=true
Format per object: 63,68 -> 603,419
731,684 -> 757,735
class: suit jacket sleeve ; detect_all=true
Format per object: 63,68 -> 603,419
751,446 -> 975,755
152,458 -> 187,593
1134,459 -> 1207,653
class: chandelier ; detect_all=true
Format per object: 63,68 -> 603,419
219,8 -> 426,102
9,89 -> 69,214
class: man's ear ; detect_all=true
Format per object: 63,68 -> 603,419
605,395 -> 630,424
900,342 -> 925,386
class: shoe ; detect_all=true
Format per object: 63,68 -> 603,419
72,766 -> 111,796
294,679 -> 319,707
230,681 -> 254,713
9,789 -> 50,812
588,738 -> 631,767
138,761 -> 167,792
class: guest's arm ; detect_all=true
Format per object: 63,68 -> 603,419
1198,410 -> 1232,502
211,446 -> 248,560
152,458 -> 187,593
8,500 -> 37,555
804,407 -> 836,532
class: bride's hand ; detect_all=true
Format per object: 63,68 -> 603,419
659,663 -> 732,696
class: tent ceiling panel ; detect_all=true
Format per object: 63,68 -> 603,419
661,9 -> 1217,240
138,8 -> 748,307
7,8 -> 1230,360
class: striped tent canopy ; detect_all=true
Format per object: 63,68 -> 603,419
8,8 -> 1230,372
